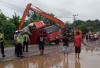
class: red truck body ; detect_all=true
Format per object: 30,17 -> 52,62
29,21 -> 62,44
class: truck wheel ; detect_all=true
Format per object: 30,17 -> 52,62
55,39 -> 59,44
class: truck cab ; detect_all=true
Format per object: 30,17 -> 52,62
29,21 -> 62,44
42,25 -> 62,44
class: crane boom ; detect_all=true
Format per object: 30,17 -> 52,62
18,3 -> 66,30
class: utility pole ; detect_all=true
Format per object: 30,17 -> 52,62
73,14 -> 78,22
73,14 -> 78,29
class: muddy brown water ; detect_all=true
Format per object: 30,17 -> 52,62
0,41 -> 100,68
0,50 -> 100,68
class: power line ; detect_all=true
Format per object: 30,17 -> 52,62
0,1 -> 25,12
56,16 -> 73,19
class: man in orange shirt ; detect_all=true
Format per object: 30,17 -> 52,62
74,32 -> 86,59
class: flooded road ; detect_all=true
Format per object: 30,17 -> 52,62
0,51 -> 100,68
0,41 -> 100,68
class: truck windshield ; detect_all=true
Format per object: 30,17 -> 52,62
44,25 -> 59,33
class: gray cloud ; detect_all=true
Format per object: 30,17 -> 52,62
0,0 -> 100,21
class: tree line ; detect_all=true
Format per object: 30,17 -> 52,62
65,19 -> 100,35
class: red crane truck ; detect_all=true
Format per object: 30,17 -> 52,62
18,3 -> 66,44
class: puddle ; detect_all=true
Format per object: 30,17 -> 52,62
0,41 -> 100,68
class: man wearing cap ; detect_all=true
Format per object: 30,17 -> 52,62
0,30 -> 5,57
16,32 -> 24,57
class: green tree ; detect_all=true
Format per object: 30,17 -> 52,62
0,10 -> 8,28
2,22 -> 16,40
9,13 -> 20,29
78,23 -> 89,34
27,12 -> 56,25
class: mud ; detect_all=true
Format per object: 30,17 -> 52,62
0,51 -> 100,68
0,41 -> 100,68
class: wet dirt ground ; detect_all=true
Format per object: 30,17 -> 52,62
0,40 -> 100,68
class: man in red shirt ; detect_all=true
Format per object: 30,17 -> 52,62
74,32 -> 86,58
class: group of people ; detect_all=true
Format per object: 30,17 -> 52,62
0,29 -> 45,58
0,29 -> 86,59
14,31 -> 29,57
62,32 -> 86,59
86,33 -> 98,42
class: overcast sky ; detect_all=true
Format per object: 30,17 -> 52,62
0,0 -> 100,23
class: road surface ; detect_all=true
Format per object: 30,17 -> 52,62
0,40 -> 100,68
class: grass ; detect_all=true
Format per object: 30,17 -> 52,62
4,40 -> 14,47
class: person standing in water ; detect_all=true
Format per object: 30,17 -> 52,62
74,32 -> 86,59
62,35 -> 69,56
37,32 -> 45,55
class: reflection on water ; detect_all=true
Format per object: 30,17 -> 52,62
75,59 -> 81,68
29,62 -> 37,68
0,53 -> 64,68
1,54 -> 70,68
5,63 -> 13,68
63,56 -> 69,68
0,49 -> 100,68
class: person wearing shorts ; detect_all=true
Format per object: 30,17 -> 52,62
37,33 -> 45,55
62,35 -> 69,56
75,46 -> 81,54
74,32 -> 86,58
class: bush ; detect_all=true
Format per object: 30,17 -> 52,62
4,40 -> 14,47
2,22 -> 16,40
